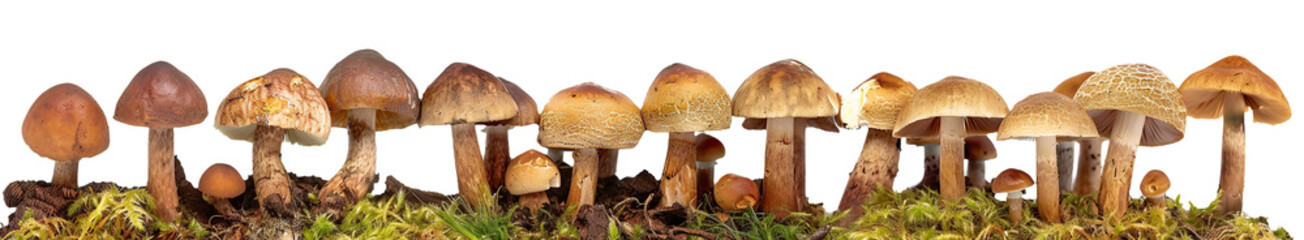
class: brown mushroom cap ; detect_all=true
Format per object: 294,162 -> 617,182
642,63 -> 732,132
905,137 -> 940,146
1052,72 -> 1096,98
991,168 -> 1034,193
198,163 -> 246,199
505,150 -> 560,195
964,135 -> 997,161
419,62 -> 518,126
23,83 -> 111,162
538,82 -> 644,149
714,173 -> 760,211
1179,55 -> 1291,124
893,76 -> 1009,138
215,69 -> 332,145
486,78 -> 539,126
839,72 -> 918,130
114,61 -> 208,128
319,49 -> 421,131
1139,170 -> 1170,197
695,133 -> 725,163
997,92 -> 1099,140
732,59 -> 840,119
1073,64 -> 1186,146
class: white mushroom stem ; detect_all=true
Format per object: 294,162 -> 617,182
484,125 -> 511,192
148,128 -> 179,222
696,161 -> 715,199
1036,136 -> 1062,223
598,149 -> 619,178
1098,111 -> 1146,217
567,148 -> 599,206
762,117 -> 799,218
547,148 -> 566,164
966,160 -> 986,190
253,125 -> 292,211
837,128 -> 900,226
51,161 -> 79,188
1056,142 -> 1075,192
451,123 -> 491,209
938,116 -> 966,200
1149,194 -> 1167,209
1073,138 -> 1103,195
320,109 -> 378,209
1219,93 -> 1246,213
519,192 -> 549,213
1007,191 -> 1024,223
659,132 -> 698,208
917,143 -> 940,189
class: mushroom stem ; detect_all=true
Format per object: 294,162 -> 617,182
148,128 -> 179,222
1097,111 -> 1146,217
520,192 -> 549,213
253,125 -> 292,212
597,149 -> 619,178
659,132 -> 698,207
547,148 -> 565,164
567,148 -> 599,206
1219,93 -> 1246,213
1056,142 -> 1075,192
967,160 -> 986,190
1008,191 -> 1024,224
696,162 -> 715,200
1036,136 -> 1062,223
1149,195 -> 1167,209
793,119 -> 808,205
205,194 -> 238,217
320,108 -> 378,210
837,128 -> 900,226
916,143 -> 940,189
485,125 -> 511,192
1073,138 -> 1103,195
51,161 -> 79,188
938,116 -> 966,200
762,117 -> 799,218
451,123 -> 491,209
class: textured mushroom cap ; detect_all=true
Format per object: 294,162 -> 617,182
319,49 -> 421,131
198,163 -> 246,199
23,83 -> 110,162
997,92 -> 1099,140
732,59 -> 839,118
1074,64 -> 1186,146
695,133 -> 725,163
505,150 -> 561,195
538,82 -> 645,149
740,117 -> 839,132
1139,170 -> 1170,197
991,168 -> 1034,193
964,136 -> 997,161
893,76 -> 1009,138
114,61 -> 208,128
215,68 -> 332,146
486,78 -> 539,126
642,63 -> 732,132
1052,72 -> 1095,98
1179,55 -> 1290,124
419,63 -> 518,126
839,72 -> 918,130
714,173 -> 760,211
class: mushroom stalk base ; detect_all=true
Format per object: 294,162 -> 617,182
837,128 -> 900,226
1098,111 -> 1146,217
916,144 -> 940,189
1149,195 -> 1167,209
1036,136 -> 1062,223
520,192 -> 549,213
967,160 -> 986,190
451,123 -> 491,209
568,148 -> 599,206
1056,142 -> 1075,192
51,161 -> 79,188
148,128 -> 179,222
485,126 -> 511,192
1073,138 -> 1103,195
696,163 -> 715,200
253,125 -> 293,214
206,195 -> 238,217
1219,94 -> 1246,214
762,117 -> 799,218
938,116 -> 966,200
320,109 -> 378,212
659,132 -> 697,208
598,149 -> 619,178
1008,191 -> 1024,224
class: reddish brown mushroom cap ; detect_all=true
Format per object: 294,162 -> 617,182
487,78 -> 539,126
114,61 -> 209,128
23,83 -> 111,162
714,173 -> 760,211
695,133 -> 725,163
319,49 -> 421,131
1179,55 -> 1291,124
991,169 -> 1034,193
198,163 -> 246,199
1140,170 -> 1170,197
964,135 -> 997,161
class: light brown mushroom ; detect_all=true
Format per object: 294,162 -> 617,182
198,163 -> 247,217
1055,71 -> 1106,195
22,83 -> 110,189
642,63 -> 732,207
484,78 -> 539,193
538,82 -> 644,206
740,116 -> 837,207
113,61 -> 208,222
1140,169 -> 1170,209
834,72 -> 916,224
997,92 -> 1099,223
714,173 -> 760,211
992,169 -> 1034,224
894,76 -> 1009,200
420,63 -> 519,209
505,150 -> 560,213
695,133 -> 725,200
964,135 -> 998,190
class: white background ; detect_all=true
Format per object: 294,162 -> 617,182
1,1 -> 1300,231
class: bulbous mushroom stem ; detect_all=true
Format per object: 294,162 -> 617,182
1219,93 -> 1246,214
484,125 -> 511,192
917,143 -> 940,189
967,160 -> 987,190
598,149 -> 619,178
1149,195 -> 1167,209
51,161 -> 79,188
1036,136 -> 1062,223
320,109 -> 378,212
451,123 -> 491,209
253,125 -> 293,213
1073,138 -> 1103,195
762,117 -> 799,218
568,148 -> 599,206
1056,142 -> 1075,192
696,162 -> 715,200
938,116 -> 966,200
520,192 -> 549,213
837,128 -> 900,226
659,132 -> 698,208
1098,111 -> 1146,217
1008,191 -> 1024,224
148,128 -> 179,222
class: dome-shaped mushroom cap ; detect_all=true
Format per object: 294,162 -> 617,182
486,78 -> 539,126
964,135 -> 998,161
642,63 -> 732,132
198,163 -> 246,199
695,133 -> 725,163
505,150 -> 560,195
1073,64 -> 1186,146
23,83 -> 110,162
1139,170 -> 1170,197
997,92 -> 1099,140
714,173 -> 760,211
840,72 -> 918,130
215,68 -> 332,146
114,61 -> 208,128
991,168 -> 1034,193
538,82 -> 645,149
319,49 -> 421,131
1179,55 -> 1291,125
732,59 -> 840,118
893,76 -> 1009,138
1052,72 -> 1095,98
419,62 -> 518,126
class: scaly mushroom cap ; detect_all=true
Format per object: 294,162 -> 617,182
839,72 -> 918,130
714,173 -> 760,211
732,59 -> 840,119
997,92 -> 1099,140
23,83 -> 110,162
893,76 -> 1009,138
319,49 -> 421,131
1052,72 -> 1095,98
991,168 -> 1034,193
198,163 -> 246,199
1179,55 -> 1290,124
964,135 -> 998,161
1139,170 -> 1170,197
114,61 -> 208,128
486,78 -> 539,126
538,82 -> 644,149
695,133 -> 725,163
642,63 -> 732,132
215,68 -> 332,146
1073,64 -> 1186,146
419,62 -> 518,126
505,150 -> 561,195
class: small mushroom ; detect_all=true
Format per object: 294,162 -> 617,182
642,63 -> 732,207
964,135 -> 998,190
22,83 -> 110,189
906,137 -> 941,190
1054,72 -> 1105,195
420,63 -> 519,209
538,82 -> 644,206
714,173 -> 760,211
835,72 -> 916,224
484,78 -> 539,192
198,163 -> 247,217
991,169 -> 1034,224
997,92 -> 1099,223
114,61 -> 208,222
505,150 -> 560,213
894,76 -> 1009,200
695,133 -> 725,200
1140,170 -> 1170,209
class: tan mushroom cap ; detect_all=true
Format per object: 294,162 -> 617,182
1179,55 -> 1291,124
505,150 -> 561,195
23,83 -> 110,162
964,135 -> 998,161
906,137 -> 940,146
1052,72 -> 1095,98
114,61 -> 208,128
991,168 -> 1034,193
642,63 -> 732,132
215,68 -> 332,146
486,78 -> 539,126
419,62 -> 518,126
997,92 -> 1099,140
732,59 -> 840,119
714,173 -> 760,211
695,133 -> 725,163
1139,170 -> 1170,197
538,82 -> 645,149
893,76 -> 1009,138
1073,64 -> 1186,146
198,163 -> 246,199
840,72 -> 918,130
319,49 -> 421,131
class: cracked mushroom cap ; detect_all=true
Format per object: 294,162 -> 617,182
214,68 -> 332,146
839,72 -> 918,130
198,163 -> 246,199
538,82 -> 645,149
732,59 -> 840,119
1179,55 -> 1290,124
1140,170 -> 1170,197
486,78 -> 539,126
893,76 -> 1009,138
1052,72 -> 1096,98
991,168 -> 1034,194
23,83 -> 110,162
419,62 -> 518,126
642,63 -> 732,132
714,173 -> 760,211
997,92 -> 1099,140
114,61 -> 208,128
505,150 -> 560,195
319,49 -> 421,131
695,133 -> 725,163
1073,64 -> 1186,146
964,135 -> 998,161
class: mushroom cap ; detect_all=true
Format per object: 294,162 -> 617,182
892,76 -> 1009,138
991,168 -> 1034,193
1052,72 -> 1095,98
23,83 -> 110,162
214,68 -> 332,146
740,117 -> 839,132
198,163 -> 246,199
114,61 -> 208,128
485,78 -> 539,126
538,82 -> 645,149
1179,55 -> 1290,124
642,63 -> 732,132
714,173 -> 760,211
319,49 -> 421,131
731,59 -> 840,119
839,72 -> 918,130
505,149 -> 561,195
906,137 -> 940,146
1073,64 -> 1187,146
418,62 -> 518,126
695,133 -> 725,163
997,92 -> 1099,140
1139,169 -> 1170,197
964,135 -> 998,161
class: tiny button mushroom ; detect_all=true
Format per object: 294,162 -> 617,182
1140,170 -> 1170,209
199,163 -> 247,217
714,173 -> 760,211
695,133 -> 725,200
992,169 -> 1034,224
505,150 -> 560,213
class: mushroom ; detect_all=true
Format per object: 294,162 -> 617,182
1055,72 -> 1106,195
714,173 -> 760,211
997,92 -> 1099,223
893,76 -> 1009,200
695,133 -> 725,200
1178,55 -> 1290,213
641,63 -> 732,207
505,150 -> 560,213
198,163 -> 247,217
317,50 -> 421,213
215,69 -> 331,215
835,72 -> 916,222
731,59 -> 839,217
906,137 -> 941,190
112,61 -> 207,222
484,78 -> 539,192
741,116 -> 838,207
420,63 -> 519,209
1073,64 -> 1186,216
1140,170 -> 1170,209
964,135 -> 998,190
22,83 -> 110,189
992,169 -> 1034,224
538,82 -> 644,206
